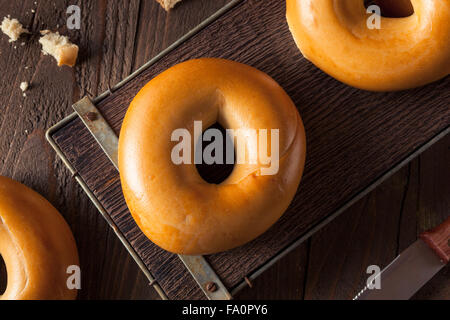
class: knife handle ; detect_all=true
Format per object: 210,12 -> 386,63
420,216 -> 450,264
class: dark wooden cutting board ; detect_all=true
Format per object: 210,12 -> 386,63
49,0 -> 450,299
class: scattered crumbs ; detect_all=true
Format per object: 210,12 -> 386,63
20,81 -> 29,92
1,16 -> 29,42
25,129 -> 29,134
21,42 -> 25,46
31,9 -> 36,13
157,0 -> 183,11
20,82 -> 29,98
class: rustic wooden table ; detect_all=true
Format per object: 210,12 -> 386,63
0,0 -> 448,300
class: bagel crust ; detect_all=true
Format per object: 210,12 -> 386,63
119,58 -> 306,255
286,0 -> 450,91
0,176 -> 79,300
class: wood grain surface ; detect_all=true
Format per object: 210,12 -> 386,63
0,0 -> 448,300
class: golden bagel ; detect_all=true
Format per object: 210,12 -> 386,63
0,176 -> 79,300
119,58 -> 306,255
286,0 -> 450,91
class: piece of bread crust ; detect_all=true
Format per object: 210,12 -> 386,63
39,30 -> 79,67
156,0 -> 182,11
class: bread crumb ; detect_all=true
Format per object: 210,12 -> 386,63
20,82 -> 29,92
39,31 -> 79,67
1,16 -> 29,42
156,0 -> 182,11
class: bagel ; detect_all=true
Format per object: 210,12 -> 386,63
286,0 -> 450,91
119,58 -> 306,255
0,176 -> 79,300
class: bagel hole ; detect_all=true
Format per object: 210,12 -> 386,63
0,254 -> 6,295
364,0 -> 414,18
196,123 -> 235,184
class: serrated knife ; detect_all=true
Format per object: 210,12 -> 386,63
354,216 -> 449,300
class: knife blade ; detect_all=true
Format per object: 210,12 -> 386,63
354,216 -> 450,300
